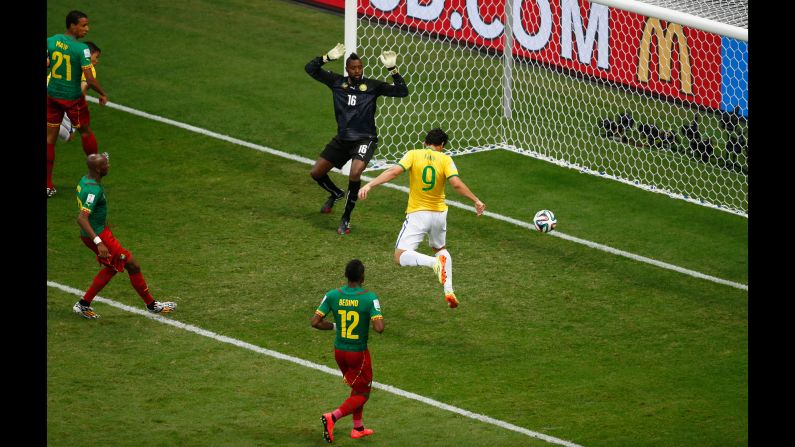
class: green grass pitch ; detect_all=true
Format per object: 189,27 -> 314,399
46,1 -> 747,446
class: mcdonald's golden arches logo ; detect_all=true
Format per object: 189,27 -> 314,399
637,18 -> 693,95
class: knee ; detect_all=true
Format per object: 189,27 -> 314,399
126,258 -> 141,274
349,167 -> 365,182
310,165 -> 329,180
393,250 -> 403,264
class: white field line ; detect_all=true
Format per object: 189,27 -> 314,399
48,281 -> 583,447
86,97 -> 748,291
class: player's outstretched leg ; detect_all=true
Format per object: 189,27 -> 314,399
433,255 -> 447,286
436,250 -> 457,308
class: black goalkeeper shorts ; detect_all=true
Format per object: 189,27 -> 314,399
320,136 -> 378,169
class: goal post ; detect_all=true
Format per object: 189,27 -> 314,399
348,0 -> 748,216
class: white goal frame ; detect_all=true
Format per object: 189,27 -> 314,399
346,0 -> 749,217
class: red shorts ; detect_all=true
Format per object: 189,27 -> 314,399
334,349 -> 373,393
81,227 -> 131,272
47,95 -> 90,129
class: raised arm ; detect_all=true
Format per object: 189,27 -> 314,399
376,50 -> 409,97
305,43 -> 346,87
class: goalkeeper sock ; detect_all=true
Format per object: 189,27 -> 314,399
341,180 -> 361,220
436,249 -> 453,293
399,250 -> 436,268
313,174 -> 344,198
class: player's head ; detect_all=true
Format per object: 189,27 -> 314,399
424,128 -> 449,151
85,41 -> 101,65
66,11 -> 89,39
87,152 -> 110,178
346,53 -> 363,82
345,259 -> 365,284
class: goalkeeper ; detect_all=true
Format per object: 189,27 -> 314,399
305,43 -> 409,235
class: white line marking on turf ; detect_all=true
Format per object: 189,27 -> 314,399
86,97 -> 748,291
49,280 -> 583,447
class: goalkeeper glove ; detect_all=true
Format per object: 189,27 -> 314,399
379,50 -> 398,72
323,43 -> 345,63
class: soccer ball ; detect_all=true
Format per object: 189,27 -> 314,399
533,209 -> 557,233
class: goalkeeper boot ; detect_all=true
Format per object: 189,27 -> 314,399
147,301 -> 177,314
321,193 -> 344,214
73,301 -> 99,319
46,187 -> 57,198
350,428 -> 375,439
433,255 -> 447,285
337,217 -> 351,235
321,413 -> 335,443
445,291 -> 459,309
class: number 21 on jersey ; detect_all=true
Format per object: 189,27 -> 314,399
337,309 -> 360,339
49,51 -> 72,80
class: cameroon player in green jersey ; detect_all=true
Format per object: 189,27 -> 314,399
311,259 -> 384,443
73,153 -> 176,319
46,10 -> 108,198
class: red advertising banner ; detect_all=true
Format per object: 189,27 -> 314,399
302,0 -> 722,109
300,0 -> 344,9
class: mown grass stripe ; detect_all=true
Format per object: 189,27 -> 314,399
85,96 -> 748,292
48,280 -> 584,447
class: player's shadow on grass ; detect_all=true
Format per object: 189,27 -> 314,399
302,209 -> 347,234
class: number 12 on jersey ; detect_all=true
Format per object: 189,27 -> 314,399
337,310 -> 360,339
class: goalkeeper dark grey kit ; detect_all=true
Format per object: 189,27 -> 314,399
304,56 -> 408,144
305,43 -> 409,235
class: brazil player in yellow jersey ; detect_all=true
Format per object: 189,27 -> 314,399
358,128 -> 486,308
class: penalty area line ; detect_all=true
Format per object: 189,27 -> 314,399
48,280 -> 584,447
86,97 -> 747,291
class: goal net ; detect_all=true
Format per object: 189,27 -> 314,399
352,0 -> 748,216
